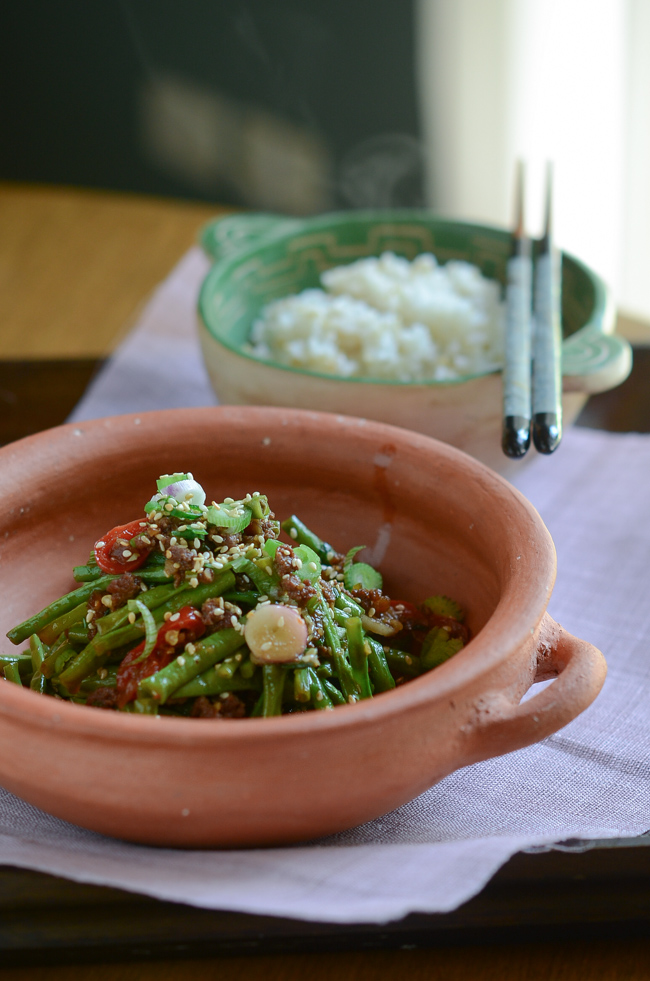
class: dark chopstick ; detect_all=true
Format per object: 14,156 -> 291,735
532,163 -> 563,454
502,161 -> 533,459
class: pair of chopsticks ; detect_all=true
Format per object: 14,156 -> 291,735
502,162 -> 562,459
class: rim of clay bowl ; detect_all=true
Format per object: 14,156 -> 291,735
0,406 -> 555,746
198,208 -> 615,388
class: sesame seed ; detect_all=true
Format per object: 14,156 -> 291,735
230,615 -> 238,627
260,641 -> 272,651
185,643 -> 196,655
128,612 -> 136,624
166,630 -> 180,645
170,612 -> 180,622
368,607 -> 376,617
405,656 -> 413,665
139,522 -> 147,527
193,539 -> 201,549
101,595 -> 112,608
308,561 -> 318,571
98,668 -> 108,680
294,558 -> 303,569
165,503 -> 174,511
164,611 -> 172,621
95,540 -> 106,548
289,528 -> 298,539
235,653 -> 242,661
165,549 -> 172,558
176,656 -> 186,666
85,611 -> 95,623
189,577 -> 199,588
170,537 -> 177,546
223,497 -> 234,504
277,616 -> 285,627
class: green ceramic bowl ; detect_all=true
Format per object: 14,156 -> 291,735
198,210 -> 631,473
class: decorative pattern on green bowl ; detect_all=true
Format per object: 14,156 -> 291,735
199,210 -> 630,393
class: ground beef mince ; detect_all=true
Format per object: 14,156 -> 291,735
209,530 -> 243,550
216,692 -> 247,718
87,589 -> 112,635
272,544 -> 318,605
86,687 -> 118,710
320,580 -> 337,605
148,516 -> 173,536
189,693 -> 246,719
274,544 -> 297,578
129,533 -> 154,554
201,597 -> 241,631
282,575 -> 317,606
189,696 -> 217,718
106,573 -> 143,609
326,549 -> 345,571
246,515 -> 279,541
350,587 -> 391,614
164,544 -> 196,585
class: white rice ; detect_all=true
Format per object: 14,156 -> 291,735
248,251 -> 505,382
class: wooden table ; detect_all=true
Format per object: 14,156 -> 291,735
2,183 -> 650,981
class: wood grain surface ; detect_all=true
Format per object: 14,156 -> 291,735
0,183 -> 222,358
1,183 -> 650,980
1,941 -> 650,981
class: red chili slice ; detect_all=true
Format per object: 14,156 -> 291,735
116,606 -> 206,707
94,519 -> 154,574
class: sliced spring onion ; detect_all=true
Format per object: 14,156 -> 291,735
422,595 -> 465,622
206,500 -> 253,532
156,473 -> 191,492
343,546 -> 383,591
128,599 -> 158,662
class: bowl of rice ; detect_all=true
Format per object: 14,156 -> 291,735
198,210 -> 631,473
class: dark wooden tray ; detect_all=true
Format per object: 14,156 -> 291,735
1,350 -> 649,967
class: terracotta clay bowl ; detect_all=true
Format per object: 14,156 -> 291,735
0,407 -> 606,848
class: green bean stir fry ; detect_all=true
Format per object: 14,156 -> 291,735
2,473 -> 468,718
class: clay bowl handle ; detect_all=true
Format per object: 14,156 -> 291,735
471,614 -> 607,759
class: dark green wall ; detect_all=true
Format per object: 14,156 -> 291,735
1,0 -> 424,211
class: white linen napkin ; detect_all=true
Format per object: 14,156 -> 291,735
1,248 -> 648,924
